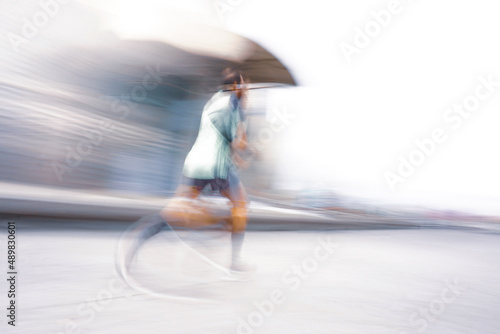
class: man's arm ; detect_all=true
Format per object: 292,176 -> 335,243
231,122 -> 247,152
231,122 -> 252,170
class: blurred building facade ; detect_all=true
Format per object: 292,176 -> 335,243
0,1 -> 296,197
0,41 -> 280,196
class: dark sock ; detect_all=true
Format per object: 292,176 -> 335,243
231,232 -> 245,266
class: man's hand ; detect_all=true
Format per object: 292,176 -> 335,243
233,151 -> 251,170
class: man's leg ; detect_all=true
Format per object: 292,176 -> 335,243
221,178 -> 249,270
161,183 -> 222,228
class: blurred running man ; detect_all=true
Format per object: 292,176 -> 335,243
161,69 -> 252,272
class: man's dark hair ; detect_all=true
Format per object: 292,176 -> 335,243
221,68 -> 243,86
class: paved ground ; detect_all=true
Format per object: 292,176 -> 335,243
1,217 -> 499,334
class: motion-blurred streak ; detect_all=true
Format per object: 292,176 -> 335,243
0,1 -> 296,196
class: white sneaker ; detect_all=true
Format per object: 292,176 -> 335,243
220,271 -> 252,281
230,259 -> 257,273
219,258 -> 257,281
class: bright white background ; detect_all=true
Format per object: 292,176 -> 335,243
217,0 -> 500,212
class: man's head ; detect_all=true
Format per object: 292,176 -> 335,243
221,68 -> 247,100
